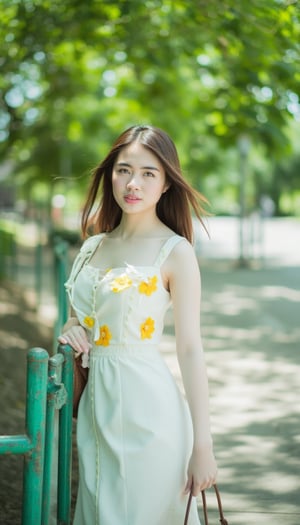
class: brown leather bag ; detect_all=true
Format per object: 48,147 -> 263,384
73,356 -> 89,418
184,484 -> 228,525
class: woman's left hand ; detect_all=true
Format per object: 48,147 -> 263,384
184,445 -> 218,496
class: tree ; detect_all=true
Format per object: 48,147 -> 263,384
0,0 -> 299,211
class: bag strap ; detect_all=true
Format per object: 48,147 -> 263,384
184,483 -> 228,525
184,487 -> 193,525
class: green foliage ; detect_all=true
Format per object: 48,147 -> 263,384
0,0 -> 300,214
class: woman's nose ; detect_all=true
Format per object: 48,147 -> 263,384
126,174 -> 140,189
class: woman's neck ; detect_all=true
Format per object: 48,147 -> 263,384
111,215 -> 169,240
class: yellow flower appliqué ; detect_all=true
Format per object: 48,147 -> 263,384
140,317 -> 155,340
95,325 -> 112,346
111,275 -> 133,293
139,275 -> 158,296
83,316 -> 95,328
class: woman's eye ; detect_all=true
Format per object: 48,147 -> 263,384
118,168 -> 130,174
144,171 -> 155,177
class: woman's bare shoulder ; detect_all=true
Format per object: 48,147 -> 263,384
170,236 -> 195,260
163,237 -> 199,277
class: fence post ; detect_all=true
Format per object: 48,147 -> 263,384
22,348 -> 49,525
35,240 -> 43,307
42,352 -> 67,525
53,239 -> 69,344
57,344 -> 74,525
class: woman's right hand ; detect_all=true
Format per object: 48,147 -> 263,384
58,319 -> 91,356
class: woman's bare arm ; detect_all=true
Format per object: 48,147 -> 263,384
164,240 -> 217,494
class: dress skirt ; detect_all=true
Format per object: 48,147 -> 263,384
73,344 -> 201,525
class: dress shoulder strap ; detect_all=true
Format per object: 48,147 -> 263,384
79,233 -> 104,257
154,235 -> 186,267
65,233 -> 104,286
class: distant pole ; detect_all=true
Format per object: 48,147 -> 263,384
237,134 -> 250,267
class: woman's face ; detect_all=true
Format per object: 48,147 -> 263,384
112,141 -> 169,217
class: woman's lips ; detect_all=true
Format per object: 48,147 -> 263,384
124,194 -> 141,203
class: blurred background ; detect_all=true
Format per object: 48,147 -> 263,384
1,0 -> 300,239
0,1 -> 299,524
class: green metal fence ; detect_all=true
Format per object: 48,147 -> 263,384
53,238 -> 69,344
0,344 -> 74,525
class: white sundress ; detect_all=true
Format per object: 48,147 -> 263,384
65,233 -> 201,525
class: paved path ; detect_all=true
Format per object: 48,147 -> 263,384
163,260 -> 300,524
2,216 -> 300,524
165,217 -> 300,524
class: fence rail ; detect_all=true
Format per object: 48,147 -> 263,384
0,344 -> 74,525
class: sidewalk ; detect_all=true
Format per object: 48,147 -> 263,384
164,217 -> 300,524
163,260 -> 300,524
1,217 -> 300,524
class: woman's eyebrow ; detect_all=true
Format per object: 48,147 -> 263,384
116,161 -> 160,171
142,165 -> 160,171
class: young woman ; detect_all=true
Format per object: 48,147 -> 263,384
58,125 -> 217,524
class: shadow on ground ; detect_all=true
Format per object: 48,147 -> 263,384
0,281 -> 53,524
199,262 -> 300,524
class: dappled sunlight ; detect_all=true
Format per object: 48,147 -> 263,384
199,264 -> 300,520
0,330 -> 28,350
273,329 -> 300,344
206,349 -> 300,431
204,324 -> 272,343
260,286 -> 300,302
203,322 -> 300,355
204,291 -> 257,316
0,303 -> 19,315
0,282 -> 52,436
258,471 -> 299,495
162,262 -> 300,521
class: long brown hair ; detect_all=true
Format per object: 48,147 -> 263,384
81,125 -> 208,243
